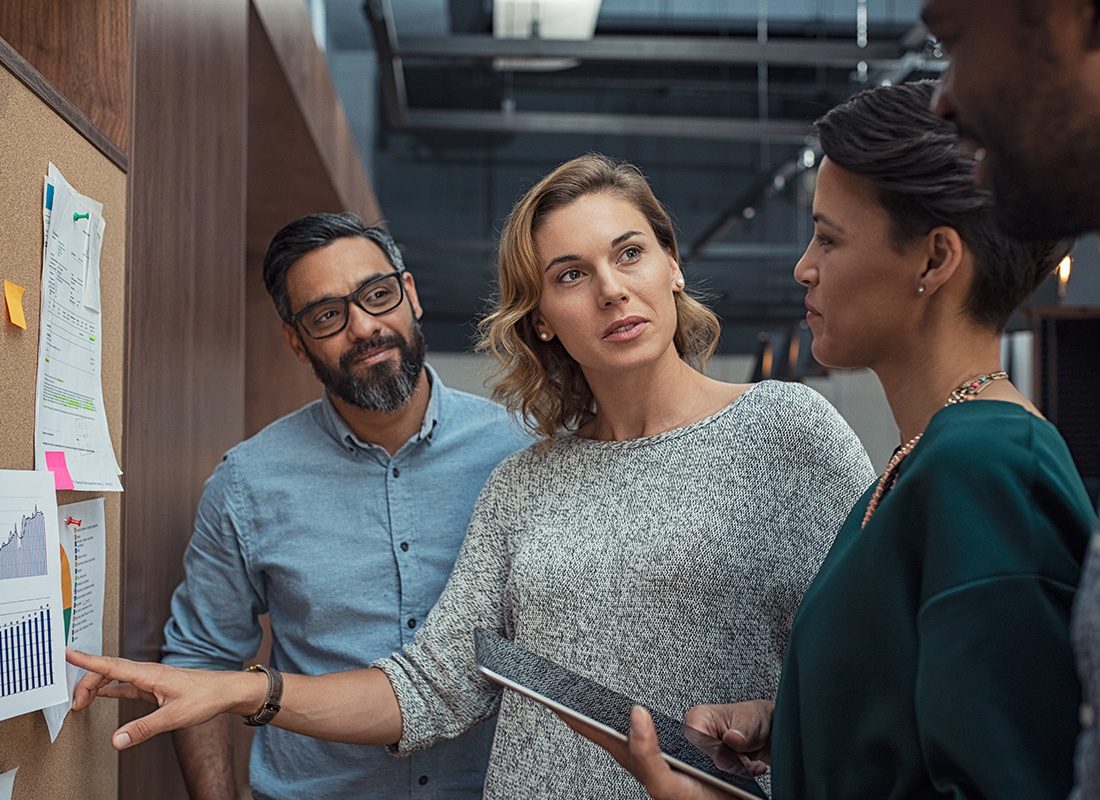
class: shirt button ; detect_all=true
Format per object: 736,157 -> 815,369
400,542 -> 409,552
1082,702 -> 1096,728
408,618 -> 417,628
392,467 -> 400,478
418,775 -> 429,786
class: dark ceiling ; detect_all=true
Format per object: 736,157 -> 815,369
318,0 -> 942,353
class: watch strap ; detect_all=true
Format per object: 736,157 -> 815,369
242,663 -> 283,727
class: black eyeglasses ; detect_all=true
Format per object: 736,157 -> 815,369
289,270 -> 406,339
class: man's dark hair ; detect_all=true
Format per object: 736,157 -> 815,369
262,212 -> 405,321
814,80 -> 1070,331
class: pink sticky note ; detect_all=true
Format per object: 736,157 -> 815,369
45,451 -> 75,490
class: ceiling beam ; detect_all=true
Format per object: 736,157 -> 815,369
403,108 -> 811,142
395,34 -> 902,67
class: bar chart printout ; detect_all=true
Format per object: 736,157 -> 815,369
0,606 -> 55,696
0,470 -> 67,721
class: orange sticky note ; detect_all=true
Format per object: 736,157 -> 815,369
45,450 -> 75,490
3,279 -> 26,329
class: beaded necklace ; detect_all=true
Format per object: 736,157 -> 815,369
860,371 -> 1009,529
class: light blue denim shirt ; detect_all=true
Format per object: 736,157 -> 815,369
162,367 -> 532,800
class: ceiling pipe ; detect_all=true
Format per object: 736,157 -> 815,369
687,25 -> 945,263
363,0 -> 913,143
392,34 -> 902,67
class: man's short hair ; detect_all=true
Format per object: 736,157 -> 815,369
262,213 -> 405,321
814,81 -> 1070,331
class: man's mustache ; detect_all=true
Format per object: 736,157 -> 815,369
340,335 -> 406,371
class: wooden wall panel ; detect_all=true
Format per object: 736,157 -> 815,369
0,0 -> 129,154
245,3 -> 342,436
121,0 -> 248,797
251,0 -> 381,227
245,0 -> 383,436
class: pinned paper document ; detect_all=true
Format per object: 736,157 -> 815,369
0,768 -> 16,800
0,470 -> 68,722
43,498 -> 107,742
3,280 -> 26,329
35,164 -> 122,492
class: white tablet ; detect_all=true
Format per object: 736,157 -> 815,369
474,629 -> 767,799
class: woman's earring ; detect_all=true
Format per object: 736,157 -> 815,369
675,276 -> 686,289
917,284 -> 926,295
539,331 -> 551,341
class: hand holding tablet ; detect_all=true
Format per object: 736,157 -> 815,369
473,629 -> 767,799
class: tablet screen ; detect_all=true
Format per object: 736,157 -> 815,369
474,629 -> 767,799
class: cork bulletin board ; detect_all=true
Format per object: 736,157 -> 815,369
0,61 -> 124,799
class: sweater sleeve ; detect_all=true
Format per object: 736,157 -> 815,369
373,455 -> 523,754
758,384 -> 875,642
773,383 -> 875,541
913,421 -> 1090,800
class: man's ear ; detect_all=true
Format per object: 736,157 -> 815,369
404,272 -> 424,319
282,322 -> 311,364
919,226 -> 965,297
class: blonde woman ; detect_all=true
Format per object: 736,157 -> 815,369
69,155 -> 873,799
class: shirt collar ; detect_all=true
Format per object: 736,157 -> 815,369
318,364 -> 443,452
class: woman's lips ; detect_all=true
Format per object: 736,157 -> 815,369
602,319 -> 649,343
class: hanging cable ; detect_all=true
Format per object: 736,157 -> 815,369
757,0 -> 771,170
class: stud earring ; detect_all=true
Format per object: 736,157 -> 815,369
675,276 -> 686,289
917,285 -> 926,295
539,331 -> 551,341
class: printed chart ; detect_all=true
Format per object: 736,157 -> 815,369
42,499 -> 107,740
0,507 -> 49,580
0,470 -> 67,721
0,604 -> 56,697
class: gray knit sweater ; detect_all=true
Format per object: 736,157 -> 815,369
375,380 -> 875,799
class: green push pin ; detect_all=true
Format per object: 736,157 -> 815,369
73,212 -> 90,222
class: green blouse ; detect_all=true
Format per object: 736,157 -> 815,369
770,400 -> 1096,800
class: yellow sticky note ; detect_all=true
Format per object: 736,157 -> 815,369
3,279 -> 27,329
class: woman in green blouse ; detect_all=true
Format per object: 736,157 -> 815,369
569,80 -> 1097,799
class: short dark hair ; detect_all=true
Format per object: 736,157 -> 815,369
262,213 -> 405,321
814,80 -> 1070,331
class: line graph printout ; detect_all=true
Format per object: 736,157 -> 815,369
0,508 -> 47,579
0,470 -> 67,721
34,163 -> 122,492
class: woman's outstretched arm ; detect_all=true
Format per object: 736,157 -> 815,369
68,649 -> 402,750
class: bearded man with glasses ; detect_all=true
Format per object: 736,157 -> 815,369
162,213 -> 531,800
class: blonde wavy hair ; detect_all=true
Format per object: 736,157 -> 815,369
477,153 -> 722,438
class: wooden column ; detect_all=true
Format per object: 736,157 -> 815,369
121,0 -> 249,796
246,0 -> 382,435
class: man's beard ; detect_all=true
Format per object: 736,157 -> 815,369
305,319 -> 426,412
980,50 -> 1100,239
